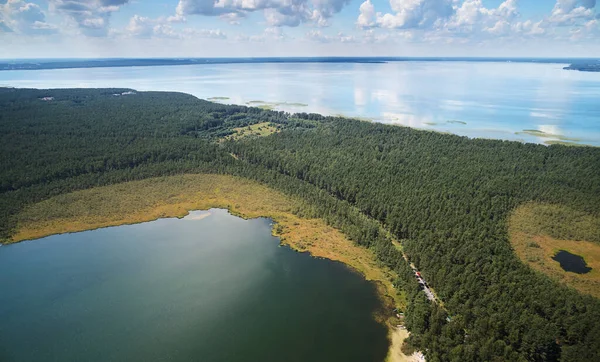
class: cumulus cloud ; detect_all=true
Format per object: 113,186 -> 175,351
124,14 -> 227,39
375,0 -> 454,29
512,19 -> 545,36
356,0 -> 375,29
306,29 -> 356,42
183,27 -> 227,39
125,15 -> 154,38
354,0 -> 553,43
235,26 -> 288,41
49,0 -> 130,36
549,0 -> 597,25
449,0 -> 517,28
446,0 -> 521,36
263,6 -> 307,27
174,0 -> 350,27
0,0 -> 58,34
311,0 -> 350,26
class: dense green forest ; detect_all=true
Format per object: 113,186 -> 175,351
1,87 -> 600,362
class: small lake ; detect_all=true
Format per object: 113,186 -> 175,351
552,250 -> 593,274
0,209 -> 388,362
1,61 -> 599,146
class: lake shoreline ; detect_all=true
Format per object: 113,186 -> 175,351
8,173 -> 411,361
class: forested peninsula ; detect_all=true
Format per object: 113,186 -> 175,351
1,87 -> 600,362
563,61 -> 600,72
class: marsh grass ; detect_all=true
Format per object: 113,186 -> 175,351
12,173 -> 404,309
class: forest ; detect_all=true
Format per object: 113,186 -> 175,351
1,87 -> 600,362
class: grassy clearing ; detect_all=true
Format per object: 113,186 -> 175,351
509,202 -> 600,298
11,173 -> 406,347
223,122 -> 279,141
510,202 -> 599,242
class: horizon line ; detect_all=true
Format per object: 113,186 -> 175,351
1,56 -> 599,61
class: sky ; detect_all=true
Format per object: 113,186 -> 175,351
0,0 -> 599,58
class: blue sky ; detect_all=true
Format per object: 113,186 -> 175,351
1,0 -> 599,58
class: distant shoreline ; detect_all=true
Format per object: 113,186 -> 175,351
0,56 -> 591,71
563,62 -> 600,72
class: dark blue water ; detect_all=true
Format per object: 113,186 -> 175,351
0,209 -> 388,362
552,250 -> 592,274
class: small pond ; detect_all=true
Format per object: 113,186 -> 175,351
552,250 -> 592,274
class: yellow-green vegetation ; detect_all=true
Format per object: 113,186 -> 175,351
256,105 -> 275,110
545,140 -> 587,147
223,122 -> 279,141
246,100 -> 308,109
509,202 -> 600,298
12,172 -> 403,306
515,129 -> 581,142
207,96 -> 230,101
283,102 -> 309,107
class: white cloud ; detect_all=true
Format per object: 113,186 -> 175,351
183,27 -> 227,39
0,0 -> 58,34
49,0 -> 130,36
2,0 -> 600,54
375,0 -> 454,29
310,0 -> 350,26
263,7 -> 306,27
306,29 -> 356,42
174,0 -> 350,27
125,15 -> 154,38
354,0 -> 555,43
220,12 -> 244,24
236,26 -> 288,41
512,19 -> 545,36
570,18 -> 599,39
124,14 -> 227,39
549,0 -> 597,25
357,0 -> 375,29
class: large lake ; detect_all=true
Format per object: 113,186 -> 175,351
0,209 -> 388,362
1,61 -> 599,146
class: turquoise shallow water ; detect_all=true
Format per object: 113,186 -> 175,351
0,61 -> 598,145
0,209 -> 388,362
